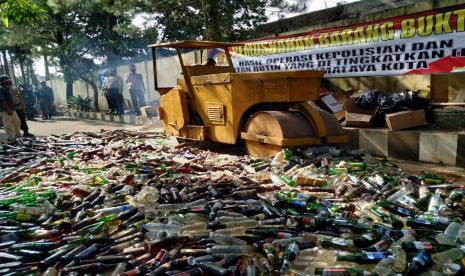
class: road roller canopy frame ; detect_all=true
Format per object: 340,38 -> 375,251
149,40 -> 244,95
151,40 -> 348,157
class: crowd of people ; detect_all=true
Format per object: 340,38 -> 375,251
0,75 -> 55,140
1,64 -> 149,140
102,64 -> 146,116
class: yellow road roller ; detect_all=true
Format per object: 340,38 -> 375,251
149,40 -> 347,157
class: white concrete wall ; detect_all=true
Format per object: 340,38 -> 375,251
48,52 -> 196,111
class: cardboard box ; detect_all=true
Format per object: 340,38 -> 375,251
321,94 -> 344,113
318,92 -> 347,121
344,98 -> 378,126
386,109 -> 427,131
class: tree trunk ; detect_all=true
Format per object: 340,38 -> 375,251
28,60 -> 39,86
79,75 -> 99,112
19,59 -> 27,86
61,64 -> 73,100
203,0 -> 221,41
90,81 -> 99,112
44,54 -> 50,80
8,52 -> 17,84
2,49 -> 10,76
66,78 -> 73,99
0,50 -> 4,74
56,30 -> 74,99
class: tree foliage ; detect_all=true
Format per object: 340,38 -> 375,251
146,0 -> 282,41
0,0 -> 45,27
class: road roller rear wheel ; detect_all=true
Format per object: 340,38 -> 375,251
243,111 -> 317,158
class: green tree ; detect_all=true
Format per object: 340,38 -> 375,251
30,0 -> 158,109
0,0 -> 45,27
144,0 -> 308,41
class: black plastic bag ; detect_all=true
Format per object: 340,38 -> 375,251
377,93 -> 407,115
354,90 -> 381,108
408,90 -> 430,109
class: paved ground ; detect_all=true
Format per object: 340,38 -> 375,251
0,116 -> 141,140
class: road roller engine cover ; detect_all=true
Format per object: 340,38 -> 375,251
149,40 -> 348,157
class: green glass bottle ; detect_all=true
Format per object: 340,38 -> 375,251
279,175 -> 295,187
0,211 -> 36,222
321,237 -> 354,252
337,251 -> 390,264
315,267 -> 378,276
283,148 -> 293,160
328,167 -> 347,176
402,241 -> 455,253
349,162 -> 367,171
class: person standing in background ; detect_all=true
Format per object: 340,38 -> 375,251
10,85 -> 34,137
108,69 -> 124,115
101,71 -> 113,114
116,70 -> 124,115
126,64 -> 146,115
0,75 -> 21,140
19,84 -> 36,120
37,81 -> 54,120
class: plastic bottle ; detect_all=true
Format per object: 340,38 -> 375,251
217,216 -> 249,224
210,233 -> 248,246
457,221 -> 465,243
223,219 -> 258,229
208,245 -> 254,256
214,227 -> 247,237
427,192 -> 442,215
374,255 -> 394,276
143,223 -> 180,234
390,233 -> 415,248
431,245 -> 465,264
391,245 -> 407,272
435,221 -> 461,245
441,263 -> 462,275
42,266 -> 58,276
180,222 -> 208,232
